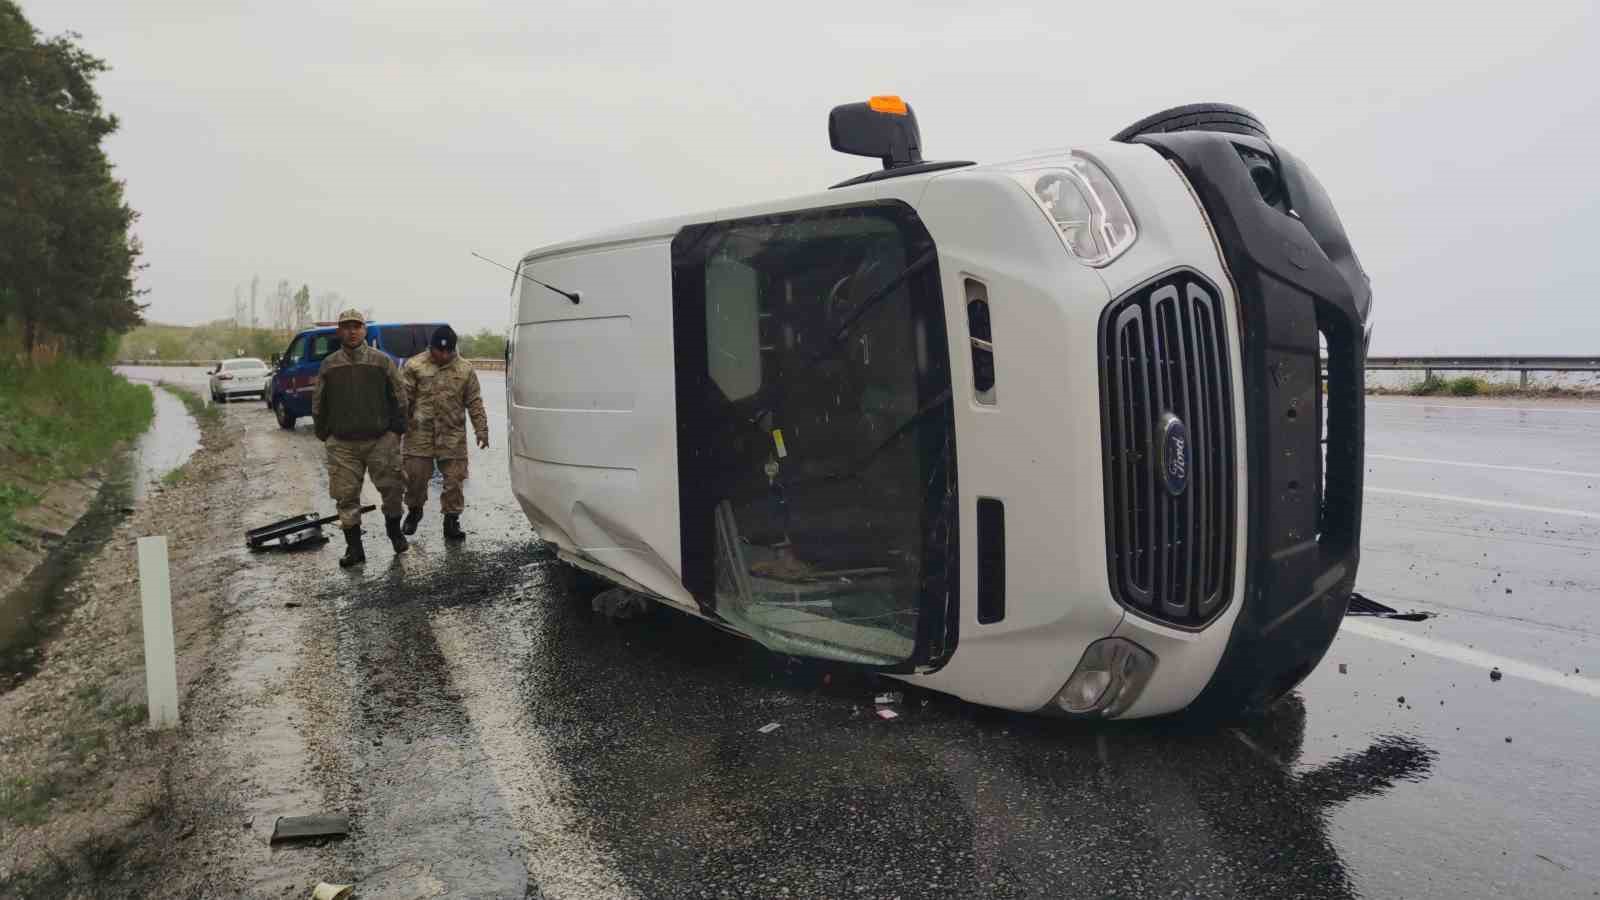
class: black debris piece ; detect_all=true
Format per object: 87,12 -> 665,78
270,814 -> 350,844
1346,592 -> 1433,621
1490,668 -> 1504,682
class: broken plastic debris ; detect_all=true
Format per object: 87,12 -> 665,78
876,708 -> 899,720
311,884 -> 353,900
756,722 -> 781,735
270,815 -> 350,844
1338,664 -> 1348,674
874,692 -> 902,706
1490,667 -> 1504,682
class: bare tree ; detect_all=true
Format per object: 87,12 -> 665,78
314,290 -> 341,323
250,274 -> 259,329
273,279 -> 293,331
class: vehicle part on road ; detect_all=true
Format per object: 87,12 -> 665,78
245,504 -> 375,551
386,516 -> 409,553
402,506 -> 423,535
269,814 -> 350,844
1345,592 -> 1435,622
311,883 -> 353,900
443,513 -> 465,542
339,527 -> 365,568
507,96 -> 1372,720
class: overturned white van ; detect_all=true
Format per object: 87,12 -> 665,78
505,99 -> 1373,720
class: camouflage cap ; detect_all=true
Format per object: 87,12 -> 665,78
336,307 -> 366,325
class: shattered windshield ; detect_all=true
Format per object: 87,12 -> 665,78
674,203 -> 957,666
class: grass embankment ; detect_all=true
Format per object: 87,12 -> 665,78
0,361 -> 154,547
1392,374 -> 1595,398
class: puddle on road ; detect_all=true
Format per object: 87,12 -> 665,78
132,382 -> 202,500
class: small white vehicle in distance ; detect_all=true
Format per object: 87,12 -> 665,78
209,357 -> 270,402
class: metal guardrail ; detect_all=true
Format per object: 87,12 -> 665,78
1360,356 -> 1600,388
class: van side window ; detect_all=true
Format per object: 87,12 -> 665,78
307,334 -> 339,363
376,326 -> 422,360
672,201 -> 957,667
284,337 -> 307,367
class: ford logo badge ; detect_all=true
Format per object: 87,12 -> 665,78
1157,413 -> 1189,497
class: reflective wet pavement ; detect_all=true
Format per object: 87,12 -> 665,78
186,372 -> 1600,898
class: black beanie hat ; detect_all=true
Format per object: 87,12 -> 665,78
431,325 -> 457,352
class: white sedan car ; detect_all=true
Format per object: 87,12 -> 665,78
208,357 -> 270,402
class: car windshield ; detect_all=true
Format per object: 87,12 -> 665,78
224,359 -> 266,372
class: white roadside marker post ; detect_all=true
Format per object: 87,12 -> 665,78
137,535 -> 180,728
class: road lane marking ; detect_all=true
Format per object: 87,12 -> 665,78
1367,401 -> 1600,416
1365,487 -> 1600,521
1340,618 -> 1600,699
1368,454 -> 1600,480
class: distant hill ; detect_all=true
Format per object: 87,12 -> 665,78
117,321 -> 294,362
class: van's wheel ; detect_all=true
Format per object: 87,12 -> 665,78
1111,102 -> 1269,142
273,398 -> 296,430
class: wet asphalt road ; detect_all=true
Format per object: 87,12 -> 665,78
142,369 -> 1600,898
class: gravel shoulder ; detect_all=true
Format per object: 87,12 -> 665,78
0,395 -> 267,897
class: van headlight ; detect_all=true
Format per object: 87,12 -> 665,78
1052,637 -> 1157,717
1010,154 -> 1137,267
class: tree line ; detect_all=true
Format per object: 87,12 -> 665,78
0,2 -> 143,359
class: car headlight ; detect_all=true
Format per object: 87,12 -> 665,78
1009,154 -> 1137,267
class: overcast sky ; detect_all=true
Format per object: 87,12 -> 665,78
29,0 -> 1600,353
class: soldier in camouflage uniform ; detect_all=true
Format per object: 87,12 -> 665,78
400,325 -> 489,541
312,308 -> 410,567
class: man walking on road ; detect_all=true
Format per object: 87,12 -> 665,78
400,325 -> 489,542
312,308 -> 410,567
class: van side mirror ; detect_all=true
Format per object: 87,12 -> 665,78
829,97 -> 923,170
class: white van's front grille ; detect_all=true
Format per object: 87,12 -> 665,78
1099,272 -> 1235,628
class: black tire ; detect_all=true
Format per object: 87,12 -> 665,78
273,397 -> 296,430
1111,102 -> 1269,143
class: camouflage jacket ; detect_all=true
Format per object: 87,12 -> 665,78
401,352 -> 487,459
312,343 -> 407,441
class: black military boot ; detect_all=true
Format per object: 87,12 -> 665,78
339,527 -> 366,568
386,516 -> 409,553
443,514 -> 466,542
401,507 -> 424,536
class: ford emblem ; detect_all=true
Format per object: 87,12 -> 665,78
1157,413 -> 1189,497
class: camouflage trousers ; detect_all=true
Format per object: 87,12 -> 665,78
403,455 -> 469,515
325,433 -> 404,529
